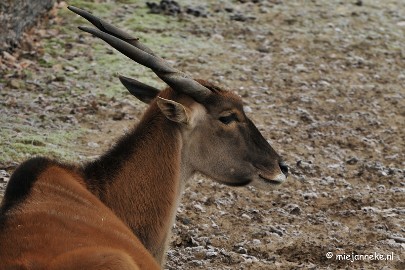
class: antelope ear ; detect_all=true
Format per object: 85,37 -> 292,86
119,75 -> 160,104
156,97 -> 189,125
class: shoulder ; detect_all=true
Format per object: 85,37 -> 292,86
1,157 -> 60,213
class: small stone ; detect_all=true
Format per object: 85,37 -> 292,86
9,79 -> 21,89
269,226 -> 284,236
296,160 -> 315,172
285,204 -> 301,215
230,13 -> 256,22
320,176 -> 335,185
235,246 -> 247,254
346,157 -> 359,165
256,45 -> 270,53
252,239 -> 261,245
189,260 -> 203,266
63,65 -> 76,72
112,112 -> 125,121
302,192 -> 318,200
210,34 -> 224,41
206,250 -> 218,257
295,64 -> 308,73
193,203 -> 205,212
146,0 -> 182,16
181,217 -> 191,225
186,6 -> 208,17
244,106 -> 253,113
87,142 -> 100,148
193,250 -> 205,260
376,185 -> 386,193
54,76 -> 66,82
2,51 -> 16,62
0,170 -> 10,183
388,236 -> 405,243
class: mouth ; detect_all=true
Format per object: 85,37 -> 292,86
224,178 -> 252,187
258,173 -> 285,185
255,164 -> 287,185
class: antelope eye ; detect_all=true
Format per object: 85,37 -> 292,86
219,113 -> 237,125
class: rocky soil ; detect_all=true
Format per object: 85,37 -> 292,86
0,0 -> 404,269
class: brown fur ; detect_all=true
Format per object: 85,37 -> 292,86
83,89 -> 185,263
0,161 -> 159,269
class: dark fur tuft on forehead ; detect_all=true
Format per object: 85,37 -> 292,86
158,78 -> 243,109
194,79 -> 225,94
193,79 -> 243,108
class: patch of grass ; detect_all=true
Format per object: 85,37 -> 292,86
63,0 -> 114,15
51,1 -> 214,98
37,58 -> 53,68
0,118 -> 82,165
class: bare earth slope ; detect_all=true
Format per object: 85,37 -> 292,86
0,0 -> 404,269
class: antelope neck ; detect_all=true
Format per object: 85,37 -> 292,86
83,106 -> 192,262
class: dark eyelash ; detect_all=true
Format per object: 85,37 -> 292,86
219,114 -> 237,124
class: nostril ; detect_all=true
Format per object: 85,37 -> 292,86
279,162 -> 289,177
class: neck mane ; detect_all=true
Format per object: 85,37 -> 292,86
83,101 -> 187,263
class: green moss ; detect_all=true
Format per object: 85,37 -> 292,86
21,69 -> 34,80
63,0 -> 114,15
37,58 -> 53,68
0,119 -> 82,165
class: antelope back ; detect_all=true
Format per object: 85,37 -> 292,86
0,157 -> 159,269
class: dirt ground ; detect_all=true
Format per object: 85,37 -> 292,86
0,0 -> 404,269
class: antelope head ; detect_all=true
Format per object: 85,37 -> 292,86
68,6 -> 288,187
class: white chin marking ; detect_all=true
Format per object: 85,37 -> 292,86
273,173 -> 286,183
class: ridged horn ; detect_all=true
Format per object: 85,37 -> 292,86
68,6 -> 211,102
67,6 -> 155,56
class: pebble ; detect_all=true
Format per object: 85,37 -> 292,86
189,260 -> 203,266
193,203 -> 205,212
251,239 -> 261,245
186,6 -> 209,17
235,246 -> 247,254
230,13 -> 256,22
87,142 -> 100,148
146,0 -> 181,16
0,170 -> 10,183
269,226 -> 284,237
9,79 -> 21,89
346,157 -> 359,165
388,236 -> 405,243
302,192 -> 319,200
206,250 -> 218,257
244,106 -> 253,113
285,203 -> 302,215
320,176 -> 335,185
